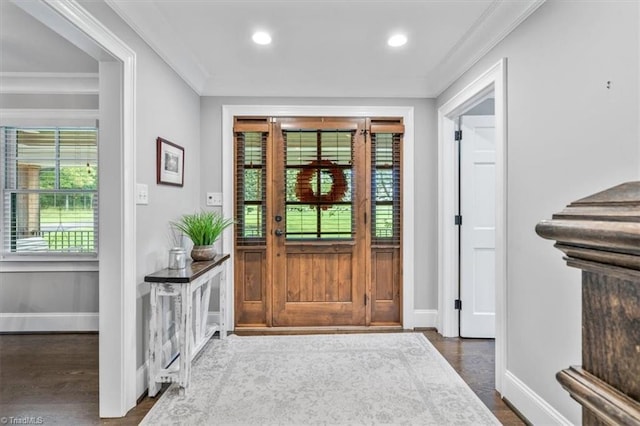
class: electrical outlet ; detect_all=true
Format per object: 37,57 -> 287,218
136,183 -> 149,205
206,192 -> 223,206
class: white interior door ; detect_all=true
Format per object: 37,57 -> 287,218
460,115 -> 495,338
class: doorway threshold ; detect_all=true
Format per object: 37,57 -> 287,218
233,325 -> 403,335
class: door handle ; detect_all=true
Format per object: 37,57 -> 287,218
274,229 -> 284,237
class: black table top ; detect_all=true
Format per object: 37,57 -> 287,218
144,254 -> 230,283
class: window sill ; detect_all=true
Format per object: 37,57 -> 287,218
0,255 -> 98,272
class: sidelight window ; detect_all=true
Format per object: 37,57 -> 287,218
371,132 -> 401,245
235,131 -> 267,245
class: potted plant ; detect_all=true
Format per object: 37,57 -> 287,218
172,211 -> 233,261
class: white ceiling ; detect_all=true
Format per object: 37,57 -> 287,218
107,0 -> 545,98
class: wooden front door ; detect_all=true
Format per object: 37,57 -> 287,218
234,116 -> 403,328
271,118 -> 367,326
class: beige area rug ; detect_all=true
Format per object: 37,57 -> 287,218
140,333 -> 500,425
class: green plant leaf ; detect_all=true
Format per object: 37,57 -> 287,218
171,211 -> 234,246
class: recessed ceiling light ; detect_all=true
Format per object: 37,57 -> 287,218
252,31 -> 272,45
387,34 -> 407,47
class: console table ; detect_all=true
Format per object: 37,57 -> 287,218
144,254 -> 230,397
536,182 -> 640,425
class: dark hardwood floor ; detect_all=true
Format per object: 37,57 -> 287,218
0,331 -> 526,425
0,334 -> 101,424
419,330 -> 526,425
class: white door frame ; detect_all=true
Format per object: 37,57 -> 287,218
41,0 -> 138,416
437,59 -> 507,393
222,105 -> 415,330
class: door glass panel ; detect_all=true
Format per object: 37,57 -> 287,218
243,204 -> 262,238
285,131 -> 316,166
284,129 -> 354,240
320,131 -> 352,165
285,204 -> 318,239
374,169 -> 393,201
244,169 -> 262,201
235,131 -> 267,244
320,205 -> 352,238
371,132 -> 401,244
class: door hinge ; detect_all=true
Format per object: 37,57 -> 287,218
455,215 -> 462,226
454,130 -> 463,141
364,212 -> 367,225
364,294 -> 369,306
454,299 -> 462,310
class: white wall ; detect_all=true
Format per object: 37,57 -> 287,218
200,96 -> 438,312
0,271 -> 98,312
437,1 -> 639,423
0,0 -> 200,377
0,1 -> 98,73
76,1 -> 202,372
0,6 -> 100,332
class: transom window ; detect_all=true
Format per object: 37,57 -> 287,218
1,127 -> 98,255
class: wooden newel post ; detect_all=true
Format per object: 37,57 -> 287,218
536,182 -> 640,425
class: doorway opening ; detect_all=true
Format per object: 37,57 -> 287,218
222,105 -> 416,331
233,116 -> 403,328
438,59 -> 507,393
4,1 -> 139,417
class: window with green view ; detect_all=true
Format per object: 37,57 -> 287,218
284,130 -> 354,240
235,131 -> 267,245
1,127 -> 98,254
371,132 -> 401,244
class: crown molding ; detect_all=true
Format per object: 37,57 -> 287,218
429,0 -> 546,96
0,108 -> 99,129
105,0 -> 208,94
104,0 -> 545,98
0,108 -> 98,119
0,72 -> 99,95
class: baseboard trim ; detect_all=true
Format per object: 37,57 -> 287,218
0,312 -> 98,332
136,360 -> 148,400
503,370 -> 573,425
223,310 -> 437,331
413,309 -> 438,328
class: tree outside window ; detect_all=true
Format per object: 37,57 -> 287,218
2,127 -> 98,254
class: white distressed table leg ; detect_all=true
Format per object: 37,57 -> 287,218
219,264 -> 227,339
194,286 -> 202,344
178,284 -> 193,395
172,288 -> 184,396
200,277 -> 211,340
148,284 -> 161,397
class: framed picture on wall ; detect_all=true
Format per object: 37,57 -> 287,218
156,137 -> 184,186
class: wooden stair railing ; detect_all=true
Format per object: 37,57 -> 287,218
536,181 -> 640,426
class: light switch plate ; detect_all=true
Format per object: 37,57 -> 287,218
136,183 -> 149,205
206,192 -> 223,206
